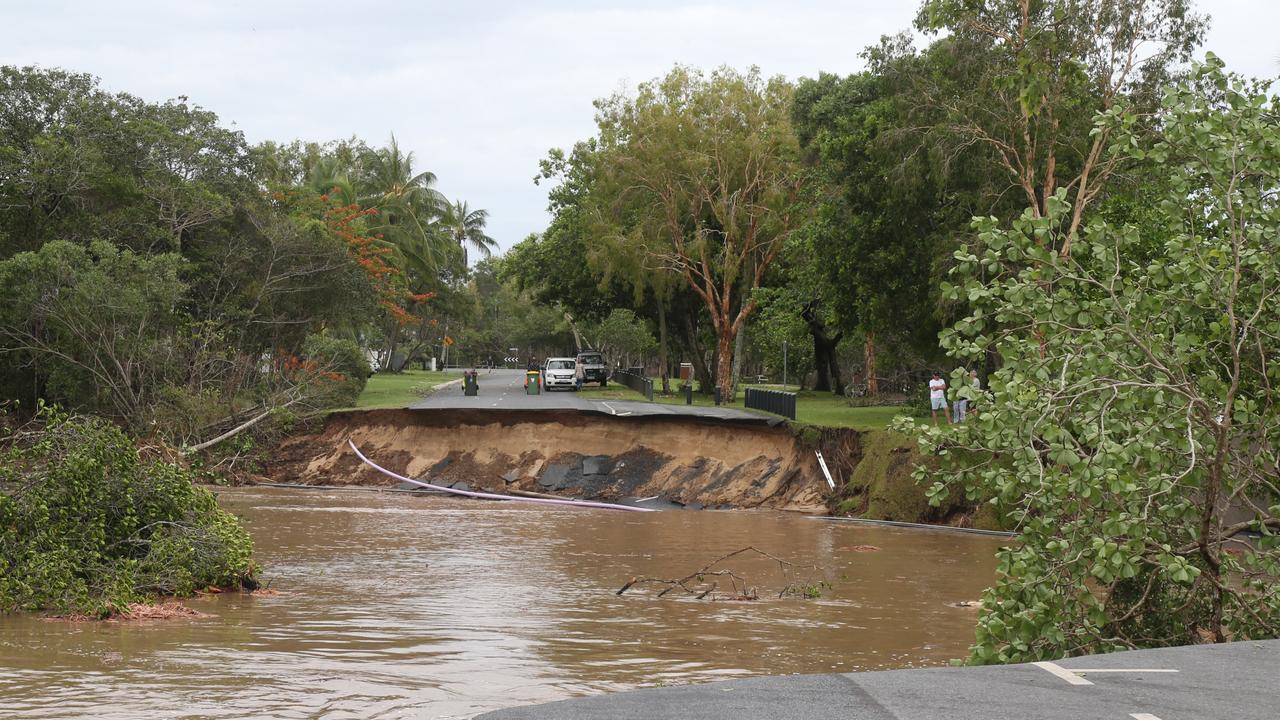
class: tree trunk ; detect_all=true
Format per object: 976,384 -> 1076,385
565,311 -> 583,352
729,320 -> 746,400
864,330 -> 878,396
812,333 -> 832,392
658,302 -> 670,394
715,326 -> 734,403
802,301 -> 843,394
684,314 -> 713,393
828,340 -> 845,395
383,321 -> 401,372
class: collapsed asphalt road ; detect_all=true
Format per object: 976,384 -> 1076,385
475,639 -> 1279,720
409,368 -> 781,425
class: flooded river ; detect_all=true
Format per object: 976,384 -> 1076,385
0,488 -> 1003,719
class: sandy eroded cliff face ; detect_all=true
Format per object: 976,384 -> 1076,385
264,408 -> 830,512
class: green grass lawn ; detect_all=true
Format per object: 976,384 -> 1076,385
354,370 -> 459,409
606,379 -> 907,431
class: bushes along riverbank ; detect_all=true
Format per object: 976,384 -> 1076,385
0,409 -> 258,617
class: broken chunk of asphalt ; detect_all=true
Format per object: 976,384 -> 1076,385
539,463 -> 571,489
582,455 -> 613,476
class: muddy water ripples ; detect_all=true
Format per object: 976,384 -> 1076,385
0,488 -> 1002,719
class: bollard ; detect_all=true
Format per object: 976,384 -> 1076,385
685,381 -> 693,405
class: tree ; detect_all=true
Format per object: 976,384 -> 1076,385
0,241 -> 186,426
592,66 -> 805,401
910,59 -> 1280,662
591,309 -> 657,363
793,65 -> 971,394
913,0 -> 1207,256
357,134 -> 450,280
536,140 -> 692,392
0,66 -> 254,258
441,199 -> 497,265
747,285 -> 816,388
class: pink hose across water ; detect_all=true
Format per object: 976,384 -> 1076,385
347,439 -> 655,513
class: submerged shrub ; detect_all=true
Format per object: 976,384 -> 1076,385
0,408 -> 258,617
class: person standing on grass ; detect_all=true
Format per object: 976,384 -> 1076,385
929,372 -> 951,426
574,359 -> 585,391
967,369 -> 981,419
953,371 -> 969,424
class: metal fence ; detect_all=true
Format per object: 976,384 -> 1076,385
744,388 -> 797,420
612,369 -> 653,402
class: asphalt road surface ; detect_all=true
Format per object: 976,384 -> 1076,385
475,639 -> 1279,720
408,369 -> 781,425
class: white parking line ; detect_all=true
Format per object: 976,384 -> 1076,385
1076,669 -> 1178,674
600,402 -> 632,416
1130,714 -> 1163,720
1032,661 -> 1094,685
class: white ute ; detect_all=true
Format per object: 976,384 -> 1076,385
542,357 -> 578,391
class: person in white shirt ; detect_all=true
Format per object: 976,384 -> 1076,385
929,372 -> 951,426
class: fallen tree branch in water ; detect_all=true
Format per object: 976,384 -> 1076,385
616,546 -> 830,601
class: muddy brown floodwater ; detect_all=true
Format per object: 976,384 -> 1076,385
0,488 -> 1003,719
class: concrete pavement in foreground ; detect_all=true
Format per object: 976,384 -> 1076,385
407,368 -> 781,425
476,640 -> 1278,720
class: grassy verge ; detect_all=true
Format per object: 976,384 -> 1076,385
354,370 -> 460,409
597,379 -> 907,431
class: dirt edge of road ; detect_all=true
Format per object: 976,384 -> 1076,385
260,408 -> 985,523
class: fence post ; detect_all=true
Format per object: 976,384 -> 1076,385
744,387 -> 797,420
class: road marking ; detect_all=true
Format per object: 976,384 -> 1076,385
600,401 -> 631,416
1076,669 -> 1178,674
1130,714 -> 1163,720
1034,661 -> 1178,686
1032,661 -> 1094,685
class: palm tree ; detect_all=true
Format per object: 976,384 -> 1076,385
355,135 -> 452,281
440,199 -> 497,266
305,155 -> 357,206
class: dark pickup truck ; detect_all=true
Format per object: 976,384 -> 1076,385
575,352 -> 608,386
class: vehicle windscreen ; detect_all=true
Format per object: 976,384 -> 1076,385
547,360 -> 575,370
578,354 -> 603,365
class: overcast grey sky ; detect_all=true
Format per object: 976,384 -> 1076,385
4,1 -> 1277,254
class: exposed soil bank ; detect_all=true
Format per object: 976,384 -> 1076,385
263,408 -> 986,523
265,409 -> 826,511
